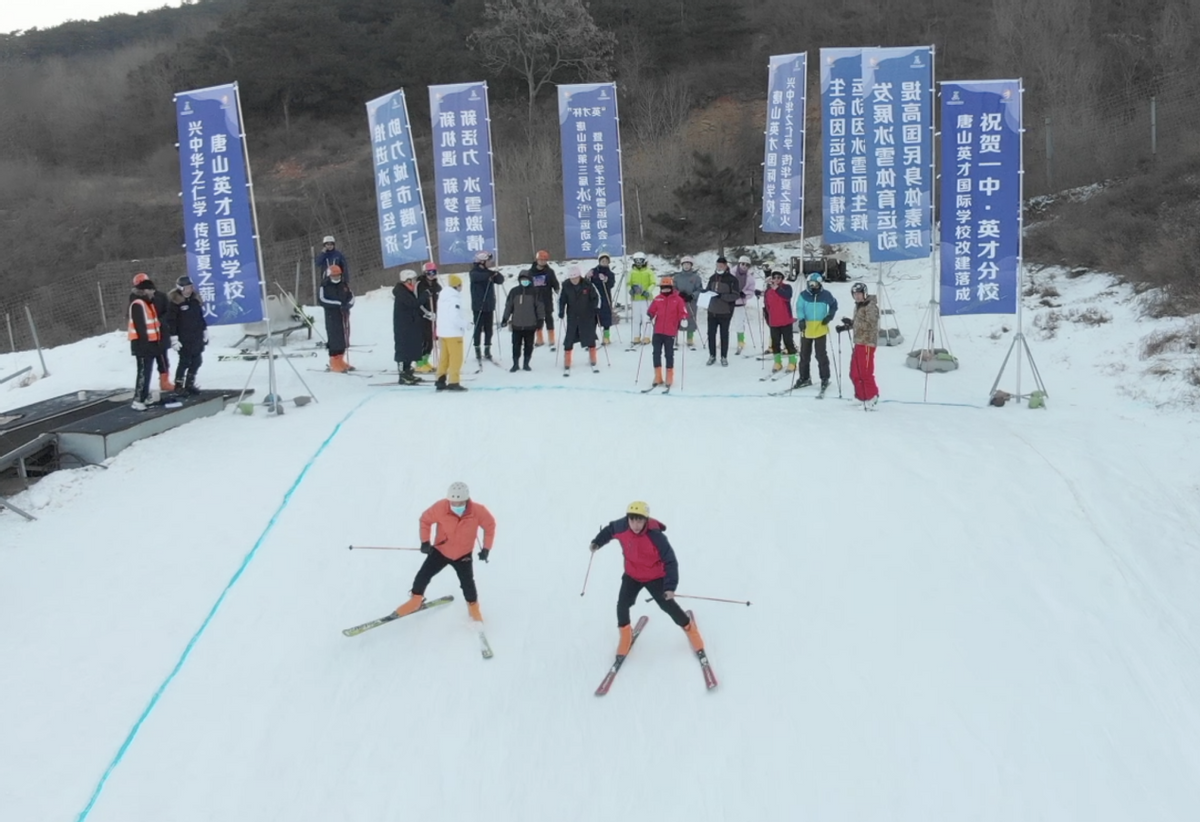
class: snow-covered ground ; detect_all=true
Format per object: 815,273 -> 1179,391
3,244 -> 1200,822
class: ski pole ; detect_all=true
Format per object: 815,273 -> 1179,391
634,325 -> 647,384
834,328 -> 844,399
580,550 -> 596,596
348,545 -> 423,551
645,593 -> 752,606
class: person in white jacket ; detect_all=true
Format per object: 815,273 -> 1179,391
435,274 -> 469,391
731,255 -> 758,355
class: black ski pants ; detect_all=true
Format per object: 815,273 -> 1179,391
511,328 -> 535,366
799,335 -> 831,382
473,310 -> 494,349
155,347 -> 171,376
411,551 -> 477,603
175,347 -> 203,389
770,326 -> 797,355
707,314 -> 731,358
617,574 -> 689,628
133,354 -> 156,402
651,333 -> 676,369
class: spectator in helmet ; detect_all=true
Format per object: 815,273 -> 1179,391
469,251 -> 505,364
844,282 -> 881,408
415,262 -> 442,373
628,252 -> 656,344
794,272 -> 838,391
589,253 -> 617,346
731,254 -> 758,355
525,250 -> 560,349
317,235 -> 350,288
673,256 -> 703,350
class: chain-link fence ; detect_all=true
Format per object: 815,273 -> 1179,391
4,73 -> 1199,356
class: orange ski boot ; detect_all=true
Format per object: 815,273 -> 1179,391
467,601 -> 483,622
617,624 -> 633,656
393,594 -> 424,617
683,617 -> 704,652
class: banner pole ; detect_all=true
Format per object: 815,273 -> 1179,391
404,89 -> 435,266
233,82 -> 279,415
1016,81 -> 1026,401
928,46 -> 939,313
483,82 -> 500,266
613,82 -> 630,331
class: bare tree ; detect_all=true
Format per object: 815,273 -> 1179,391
469,0 -> 617,129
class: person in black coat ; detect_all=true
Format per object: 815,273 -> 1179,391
557,266 -> 600,373
468,251 -> 506,363
415,262 -> 442,372
500,271 -> 546,372
704,258 -> 740,365
588,253 -> 617,346
166,275 -> 208,395
319,264 -> 355,371
393,269 -> 424,385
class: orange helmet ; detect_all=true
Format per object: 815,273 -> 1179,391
329,264 -> 343,275
536,250 -> 550,262
132,272 -> 149,286
659,276 -> 674,288
423,261 -> 438,273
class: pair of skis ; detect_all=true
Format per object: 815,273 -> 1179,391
640,383 -> 671,394
342,595 -> 493,659
594,612 -> 717,696
770,383 -> 829,398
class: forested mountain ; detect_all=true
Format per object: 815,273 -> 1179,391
1,0 -> 1198,306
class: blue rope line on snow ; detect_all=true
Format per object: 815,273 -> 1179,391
75,394 -> 378,822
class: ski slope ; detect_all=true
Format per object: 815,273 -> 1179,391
3,248 -> 1200,822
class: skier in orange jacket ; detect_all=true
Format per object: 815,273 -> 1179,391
394,482 -> 496,622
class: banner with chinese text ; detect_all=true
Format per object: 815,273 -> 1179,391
862,46 -> 934,262
558,83 -> 626,259
174,83 -> 262,324
429,82 -> 498,264
761,53 -> 806,235
939,80 -> 1022,315
820,48 -> 869,244
366,90 -> 430,268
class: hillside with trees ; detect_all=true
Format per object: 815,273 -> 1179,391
1,0 -> 1198,319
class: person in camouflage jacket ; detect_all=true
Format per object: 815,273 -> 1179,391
843,282 -> 880,406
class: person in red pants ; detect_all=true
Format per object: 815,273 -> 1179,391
843,282 -> 881,409
589,501 -> 704,657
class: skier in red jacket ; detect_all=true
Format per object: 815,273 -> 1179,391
589,501 -> 704,656
645,275 -> 688,389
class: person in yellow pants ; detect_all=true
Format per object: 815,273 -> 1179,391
435,274 -> 468,391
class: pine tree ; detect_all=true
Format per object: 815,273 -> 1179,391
648,152 -> 752,255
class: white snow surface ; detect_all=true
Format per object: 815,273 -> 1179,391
3,243 -> 1200,822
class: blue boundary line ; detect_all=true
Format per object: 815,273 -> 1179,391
75,394 -> 377,822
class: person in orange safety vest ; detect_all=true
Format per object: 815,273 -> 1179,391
128,274 -> 162,410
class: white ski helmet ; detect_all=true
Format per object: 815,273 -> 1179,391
680,255 -> 695,266
399,269 -> 418,283
632,252 -> 647,263
738,255 -> 752,265
323,235 -> 335,244
447,482 -> 470,503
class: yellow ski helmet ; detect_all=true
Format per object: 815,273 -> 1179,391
626,501 -> 650,517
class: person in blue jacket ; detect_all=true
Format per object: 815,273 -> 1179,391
469,251 -> 505,363
794,272 -> 838,390
316,235 -> 350,288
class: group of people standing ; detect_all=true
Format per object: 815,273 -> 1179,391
126,272 -> 208,410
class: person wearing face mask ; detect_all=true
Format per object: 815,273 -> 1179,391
558,266 -> 600,375
392,482 -> 497,625
588,501 -> 705,662
644,275 -> 688,392
731,254 -> 758,355
318,264 -> 355,372
527,250 -> 560,349
628,252 -> 656,344
500,270 -> 546,372
588,253 -> 617,346
435,274 -> 468,391
794,272 -> 838,392
703,257 -> 739,366
316,235 -> 350,288
392,269 -> 424,385
673,256 -> 703,350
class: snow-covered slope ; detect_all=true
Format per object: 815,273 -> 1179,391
2,246 -> 1199,822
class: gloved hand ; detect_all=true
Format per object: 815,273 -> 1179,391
202,331 -> 209,344
478,548 -> 490,562
171,338 -> 181,352
754,289 -> 763,297
589,542 -> 600,552
421,308 -> 436,321
630,284 -> 643,297
558,314 -> 564,321
840,318 -> 854,330
420,541 -> 434,554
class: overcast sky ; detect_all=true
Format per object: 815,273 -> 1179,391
4,1 -> 185,35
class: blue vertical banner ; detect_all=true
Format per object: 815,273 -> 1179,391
761,53 -> 807,235
821,48 -> 870,243
429,82 -> 498,264
862,46 -> 934,262
558,83 -> 626,259
939,80 -> 1022,316
366,90 -> 430,268
174,83 -> 263,324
